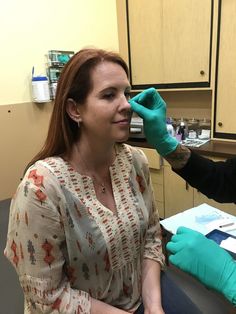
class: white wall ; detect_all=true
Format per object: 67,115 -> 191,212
0,0 -> 119,105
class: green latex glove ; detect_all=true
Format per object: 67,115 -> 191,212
166,226 -> 236,305
129,88 -> 178,156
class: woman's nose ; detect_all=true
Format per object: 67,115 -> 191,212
120,94 -> 131,110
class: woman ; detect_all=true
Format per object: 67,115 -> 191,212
5,49 -> 201,314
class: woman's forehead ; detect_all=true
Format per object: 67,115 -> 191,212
91,61 -> 129,89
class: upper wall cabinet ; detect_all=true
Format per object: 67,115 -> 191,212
213,0 -> 236,139
117,0 -> 214,90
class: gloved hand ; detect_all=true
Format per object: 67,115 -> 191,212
166,226 -> 236,305
129,88 -> 178,156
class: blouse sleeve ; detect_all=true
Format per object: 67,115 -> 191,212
132,148 -> 165,268
4,165 -> 91,313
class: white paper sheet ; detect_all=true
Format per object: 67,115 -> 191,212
160,203 -> 236,236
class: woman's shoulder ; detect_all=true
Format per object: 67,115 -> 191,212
24,156 -> 70,186
120,143 -> 148,161
117,143 -> 148,169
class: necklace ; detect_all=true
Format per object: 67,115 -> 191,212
92,177 -> 106,194
75,149 -> 115,195
100,184 -> 106,193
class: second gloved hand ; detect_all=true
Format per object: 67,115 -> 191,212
166,226 -> 236,305
129,88 -> 178,156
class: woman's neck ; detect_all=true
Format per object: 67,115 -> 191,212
69,140 -> 116,174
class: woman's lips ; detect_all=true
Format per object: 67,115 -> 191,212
113,119 -> 130,125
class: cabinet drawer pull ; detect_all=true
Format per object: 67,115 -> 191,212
185,181 -> 189,190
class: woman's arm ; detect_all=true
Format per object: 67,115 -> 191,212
91,299 -> 130,314
5,165 -> 130,314
142,259 -> 164,314
136,149 -> 165,313
5,167 -> 91,313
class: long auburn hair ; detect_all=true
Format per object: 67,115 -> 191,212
26,48 -> 129,170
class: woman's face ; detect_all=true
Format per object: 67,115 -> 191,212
79,61 -> 132,144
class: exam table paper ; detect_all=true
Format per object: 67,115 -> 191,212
160,203 -> 236,237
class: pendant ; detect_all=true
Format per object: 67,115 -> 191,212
101,183 -> 106,193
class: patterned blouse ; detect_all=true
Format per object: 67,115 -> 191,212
5,143 -> 165,313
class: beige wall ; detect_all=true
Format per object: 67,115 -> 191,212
0,0 -> 119,105
0,0 -> 119,200
0,102 -> 52,200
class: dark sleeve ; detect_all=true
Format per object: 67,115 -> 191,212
173,150 -> 236,203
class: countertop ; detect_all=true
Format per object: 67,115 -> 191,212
127,138 -> 236,159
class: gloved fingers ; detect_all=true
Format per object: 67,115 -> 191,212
176,226 -> 202,237
166,239 -> 186,254
129,92 -> 142,103
168,253 -> 186,269
139,88 -> 165,111
137,87 -> 157,106
129,99 -> 151,119
129,88 -> 158,109
169,233 -> 185,243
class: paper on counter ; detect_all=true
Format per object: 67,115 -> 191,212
220,237 -> 236,254
160,203 -> 236,236
206,218 -> 236,232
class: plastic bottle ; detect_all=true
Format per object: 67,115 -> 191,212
32,76 -> 50,103
188,118 -> 199,139
166,118 -> 175,137
178,121 -> 186,140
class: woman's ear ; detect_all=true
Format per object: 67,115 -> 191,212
66,98 -> 82,123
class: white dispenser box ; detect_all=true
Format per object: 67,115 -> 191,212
32,76 -> 50,103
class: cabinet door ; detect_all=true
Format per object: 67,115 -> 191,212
214,0 -> 236,138
150,169 -> 164,219
126,0 -> 212,88
164,164 -> 194,218
135,147 -> 165,217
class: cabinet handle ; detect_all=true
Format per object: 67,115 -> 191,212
200,70 -> 205,75
185,181 -> 189,190
218,122 -> 223,127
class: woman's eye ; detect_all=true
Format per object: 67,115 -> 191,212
103,93 -> 115,100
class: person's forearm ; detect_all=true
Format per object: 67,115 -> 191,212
91,298 -> 129,314
142,259 -> 163,312
164,144 -> 191,170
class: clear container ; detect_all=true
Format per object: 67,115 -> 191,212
32,76 -> 50,103
199,118 -> 211,130
198,118 -> 211,139
187,118 -> 199,139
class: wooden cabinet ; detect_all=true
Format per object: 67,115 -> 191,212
164,156 -> 236,217
164,160 -> 194,217
134,146 -> 236,218
214,0 -> 236,139
117,0 -> 214,89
